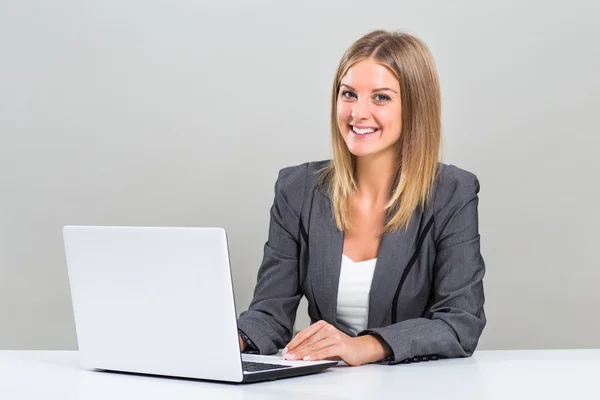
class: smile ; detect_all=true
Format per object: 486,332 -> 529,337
350,125 -> 380,137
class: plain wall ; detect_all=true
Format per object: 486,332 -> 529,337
1,0 -> 599,350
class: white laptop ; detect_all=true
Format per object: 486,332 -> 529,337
63,226 -> 337,383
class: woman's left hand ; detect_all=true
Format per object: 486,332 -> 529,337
282,320 -> 390,366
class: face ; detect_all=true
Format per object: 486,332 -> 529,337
336,58 -> 402,159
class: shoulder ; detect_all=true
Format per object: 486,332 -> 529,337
276,160 -> 329,184
273,160 -> 331,210
275,160 -> 330,191
432,163 -> 481,214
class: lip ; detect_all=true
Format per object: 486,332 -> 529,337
351,124 -> 380,130
349,125 -> 380,138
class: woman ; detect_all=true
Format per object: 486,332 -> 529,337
237,30 -> 486,366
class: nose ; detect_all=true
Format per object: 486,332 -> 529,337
351,97 -> 370,120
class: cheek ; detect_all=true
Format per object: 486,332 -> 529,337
376,109 -> 393,125
336,102 -> 352,122
377,107 -> 402,131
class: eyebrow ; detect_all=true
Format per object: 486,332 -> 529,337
340,83 -> 398,94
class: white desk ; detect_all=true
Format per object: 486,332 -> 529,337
1,350 -> 599,399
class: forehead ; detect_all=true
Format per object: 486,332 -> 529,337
340,59 -> 399,90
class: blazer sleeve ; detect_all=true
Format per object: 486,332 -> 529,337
358,173 -> 486,365
236,164 -> 308,355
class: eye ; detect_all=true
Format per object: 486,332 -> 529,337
375,94 -> 391,102
341,90 -> 356,99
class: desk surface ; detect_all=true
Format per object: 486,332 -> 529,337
1,350 -> 599,399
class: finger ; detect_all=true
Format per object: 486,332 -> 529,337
302,344 -> 340,362
284,323 -> 324,355
294,327 -> 345,360
289,323 -> 335,354
291,336 -> 339,361
285,320 -> 328,353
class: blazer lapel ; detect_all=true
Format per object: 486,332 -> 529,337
367,210 -> 424,328
310,187 -> 425,330
310,190 -> 343,325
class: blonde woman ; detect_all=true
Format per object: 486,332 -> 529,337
237,30 -> 486,366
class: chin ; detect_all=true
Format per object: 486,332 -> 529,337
347,147 -> 376,157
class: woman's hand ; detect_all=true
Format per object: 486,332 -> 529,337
282,320 -> 391,366
238,334 -> 247,352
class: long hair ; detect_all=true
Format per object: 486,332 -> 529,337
319,30 -> 442,232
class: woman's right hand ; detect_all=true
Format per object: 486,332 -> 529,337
238,334 -> 247,352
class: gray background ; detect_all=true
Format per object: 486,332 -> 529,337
1,0 -> 598,350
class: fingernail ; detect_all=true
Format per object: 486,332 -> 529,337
288,354 -> 296,360
303,356 -> 311,361
282,347 -> 288,355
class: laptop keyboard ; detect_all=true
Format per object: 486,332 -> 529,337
242,361 -> 292,373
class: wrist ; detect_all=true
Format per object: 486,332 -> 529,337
356,334 -> 391,364
238,334 -> 247,352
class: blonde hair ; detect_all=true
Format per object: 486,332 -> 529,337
319,30 -> 442,232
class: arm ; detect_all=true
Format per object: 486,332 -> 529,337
358,175 -> 486,364
236,165 -> 307,354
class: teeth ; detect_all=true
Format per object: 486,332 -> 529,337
352,126 -> 377,135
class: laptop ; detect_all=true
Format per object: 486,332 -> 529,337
63,226 -> 337,383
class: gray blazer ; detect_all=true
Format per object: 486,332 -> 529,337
237,160 -> 486,365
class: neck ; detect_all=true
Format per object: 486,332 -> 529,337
354,150 -> 398,206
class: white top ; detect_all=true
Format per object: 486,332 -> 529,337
3,350 -> 600,399
335,254 -> 377,335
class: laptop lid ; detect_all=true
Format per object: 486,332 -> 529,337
63,226 -> 244,382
